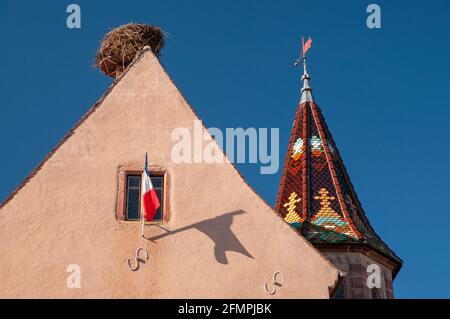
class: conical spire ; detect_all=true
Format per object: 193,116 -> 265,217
276,47 -> 401,267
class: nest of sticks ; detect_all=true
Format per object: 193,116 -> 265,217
95,23 -> 165,78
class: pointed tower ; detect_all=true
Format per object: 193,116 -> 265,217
276,42 -> 402,299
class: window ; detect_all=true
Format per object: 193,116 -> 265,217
332,280 -> 346,299
125,174 -> 164,221
117,168 -> 167,222
126,175 -> 141,220
371,288 -> 384,299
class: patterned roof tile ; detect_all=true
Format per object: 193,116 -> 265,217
275,69 -> 402,266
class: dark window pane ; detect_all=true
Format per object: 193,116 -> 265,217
333,282 -> 345,299
154,207 -> 162,221
126,176 -> 141,220
128,175 -> 141,188
153,188 -> 163,220
371,288 -> 383,299
150,176 -> 163,188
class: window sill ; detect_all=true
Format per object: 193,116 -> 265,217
117,219 -> 167,225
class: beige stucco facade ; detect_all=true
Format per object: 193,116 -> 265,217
0,49 -> 339,298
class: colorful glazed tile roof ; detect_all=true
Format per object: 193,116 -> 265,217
275,60 -> 401,265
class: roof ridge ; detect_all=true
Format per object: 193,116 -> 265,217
0,48 -> 343,284
154,49 -> 342,278
0,47 -> 153,209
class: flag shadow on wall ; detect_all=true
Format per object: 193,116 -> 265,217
145,210 -> 254,264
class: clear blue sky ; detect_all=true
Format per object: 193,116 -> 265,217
1,0 -> 449,298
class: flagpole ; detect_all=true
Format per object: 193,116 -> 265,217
302,35 -> 305,60
141,207 -> 145,238
141,152 -> 148,238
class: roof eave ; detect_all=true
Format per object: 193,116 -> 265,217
313,242 -> 403,279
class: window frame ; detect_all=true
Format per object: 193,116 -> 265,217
116,166 -> 169,223
125,174 -> 142,221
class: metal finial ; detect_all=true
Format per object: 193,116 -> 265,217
294,36 -> 313,103
300,61 -> 313,103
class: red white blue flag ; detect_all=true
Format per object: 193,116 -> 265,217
142,154 -> 160,221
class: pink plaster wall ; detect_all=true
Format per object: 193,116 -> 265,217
0,50 -> 339,298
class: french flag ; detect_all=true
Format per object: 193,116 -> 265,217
142,154 -> 160,221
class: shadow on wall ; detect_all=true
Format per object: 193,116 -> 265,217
145,210 -> 254,264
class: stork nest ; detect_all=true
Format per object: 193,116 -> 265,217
95,23 -> 165,78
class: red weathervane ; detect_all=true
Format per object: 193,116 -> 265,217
294,35 -> 312,66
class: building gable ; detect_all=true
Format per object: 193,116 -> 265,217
0,48 -> 339,298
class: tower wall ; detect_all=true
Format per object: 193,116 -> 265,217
321,251 -> 394,299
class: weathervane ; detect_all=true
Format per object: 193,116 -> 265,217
294,36 -> 312,68
294,36 -> 314,103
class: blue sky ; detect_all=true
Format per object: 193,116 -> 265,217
1,0 -> 449,298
